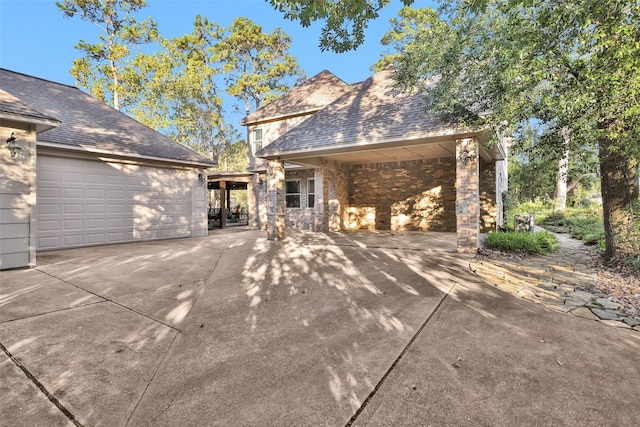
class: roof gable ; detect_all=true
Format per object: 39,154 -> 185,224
241,70 -> 352,125
257,68 -> 467,158
0,68 -> 214,167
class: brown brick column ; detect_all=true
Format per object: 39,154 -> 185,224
455,137 -> 480,253
266,159 -> 285,240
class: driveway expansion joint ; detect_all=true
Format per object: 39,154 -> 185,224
345,281 -> 457,427
35,268 -> 183,332
0,341 -> 83,427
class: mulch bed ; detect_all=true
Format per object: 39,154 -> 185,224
587,255 -> 640,318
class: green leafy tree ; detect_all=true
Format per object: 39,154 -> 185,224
129,16 -> 232,165
213,17 -> 306,116
130,16 -> 302,169
372,6 -> 444,71
57,0 -> 158,110
268,0 -> 414,52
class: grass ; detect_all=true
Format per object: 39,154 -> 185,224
484,231 -> 559,255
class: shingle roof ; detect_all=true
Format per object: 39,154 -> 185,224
0,88 -> 60,126
241,70 -> 352,125
0,68 -> 215,167
257,68 -> 468,158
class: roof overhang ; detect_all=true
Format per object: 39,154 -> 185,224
258,127 -> 503,168
207,171 -> 254,183
37,141 -> 216,169
0,111 -> 61,133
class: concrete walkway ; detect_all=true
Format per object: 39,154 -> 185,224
471,232 -> 640,330
1,230 -> 639,426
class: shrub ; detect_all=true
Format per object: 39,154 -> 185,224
484,231 -> 559,255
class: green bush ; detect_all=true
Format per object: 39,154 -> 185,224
484,231 -> 559,255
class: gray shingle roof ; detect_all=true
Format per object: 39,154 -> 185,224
257,68 -> 467,158
0,68 -> 214,167
0,88 -> 60,125
241,70 -> 352,125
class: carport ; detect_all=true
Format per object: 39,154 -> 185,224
249,68 -> 508,253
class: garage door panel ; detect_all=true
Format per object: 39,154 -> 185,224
88,204 -> 106,214
63,219 -> 84,231
64,204 -> 84,214
87,173 -> 106,184
37,155 -> 194,250
38,186 -> 60,198
64,171 -> 83,183
63,234 -> 84,246
64,188 -> 84,199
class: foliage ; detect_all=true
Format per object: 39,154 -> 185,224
129,15 -> 302,167
484,231 -> 559,255
268,0 -> 415,52
542,211 -> 605,248
128,16 -> 228,160
372,6 -> 443,72
57,0 -> 158,110
386,1 -> 640,261
612,200 -> 640,266
507,124 -> 600,205
213,17 -> 306,115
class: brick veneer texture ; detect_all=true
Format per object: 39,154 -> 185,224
347,158 -> 457,231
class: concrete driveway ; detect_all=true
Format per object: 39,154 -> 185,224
1,230 -> 639,426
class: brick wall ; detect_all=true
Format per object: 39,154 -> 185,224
480,158 -> 497,233
347,158 -> 457,231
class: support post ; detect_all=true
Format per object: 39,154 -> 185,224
455,137 -> 480,253
266,159 -> 285,240
220,180 -> 227,229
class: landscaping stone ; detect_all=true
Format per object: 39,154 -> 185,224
590,308 -> 620,321
570,307 -> 599,321
622,317 -> 640,327
596,298 -> 622,310
472,231 -> 639,332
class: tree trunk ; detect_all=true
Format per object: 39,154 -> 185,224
598,136 -> 639,261
554,127 -> 570,210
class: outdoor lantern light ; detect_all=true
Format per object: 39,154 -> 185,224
199,173 -> 206,183
458,146 -> 477,165
5,133 -> 30,163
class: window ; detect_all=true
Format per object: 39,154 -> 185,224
307,178 -> 315,208
285,180 -> 300,208
252,128 -> 263,152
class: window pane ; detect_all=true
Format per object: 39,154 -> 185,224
286,180 -> 300,193
308,179 -> 315,194
308,194 -> 315,208
253,129 -> 263,152
286,195 -> 300,207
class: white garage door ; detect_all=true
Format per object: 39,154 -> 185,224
37,155 -> 193,250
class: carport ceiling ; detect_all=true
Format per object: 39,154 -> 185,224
208,181 -> 248,190
282,140 -> 458,167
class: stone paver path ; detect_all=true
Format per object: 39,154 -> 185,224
471,232 -> 640,332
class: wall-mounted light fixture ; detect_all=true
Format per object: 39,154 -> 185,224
457,146 -> 477,166
198,173 -> 206,183
5,133 -> 31,164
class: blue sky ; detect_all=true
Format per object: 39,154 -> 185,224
0,0 -> 435,126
